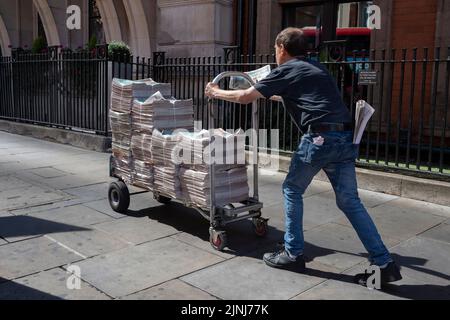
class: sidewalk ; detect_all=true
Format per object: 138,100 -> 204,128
0,131 -> 449,300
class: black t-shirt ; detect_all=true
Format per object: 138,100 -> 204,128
253,58 -> 352,133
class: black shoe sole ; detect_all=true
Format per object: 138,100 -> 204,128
354,273 -> 403,288
263,257 -> 306,272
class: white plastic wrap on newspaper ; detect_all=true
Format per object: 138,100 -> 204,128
132,91 -> 194,134
353,100 -> 375,145
229,65 -> 271,90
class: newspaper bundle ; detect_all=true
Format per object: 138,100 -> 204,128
132,92 -> 194,134
152,130 -> 183,199
353,100 -> 375,145
177,129 -> 249,208
110,78 -> 171,184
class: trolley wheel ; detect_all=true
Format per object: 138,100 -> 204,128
108,181 -> 130,214
209,229 -> 227,251
253,217 -> 269,237
154,193 -> 172,204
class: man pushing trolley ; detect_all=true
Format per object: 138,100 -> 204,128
205,27 -> 402,288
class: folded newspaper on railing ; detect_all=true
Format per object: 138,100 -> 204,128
353,100 -> 375,145
229,65 -> 272,90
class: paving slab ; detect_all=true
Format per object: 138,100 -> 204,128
28,167 -> 69,179
121,279 -> 218,300
0,268 -> 110,300
343,261 -> 450,300
0,175 -> 32,192
334,200 -> 446,243
94,216 -> 181,245
0,182 -> 69,211
419,224 -> 450,244
0,237 -> 82,281
28,204 -> 114,227
52,160 -> 108,176
82,200 -> 127,219
0,162 -> 20,175
319,189 -> 399,209
16,169 -> 110,192
292,278 -> 405,300
389,237 -> 450,286
0,215 -> 89,243
47,229 -> 130,258
302,223 -> 398,271
182,256 -> 326,300
76,237 -> 224,298
63,183 -> 110,200
170,232 -> 235,260
261,191 -> 343,233
383,197 -> 450,219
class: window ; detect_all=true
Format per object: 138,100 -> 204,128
336,2 -> 373,57
337,1 -> 373,28
88,0 -> 105,44
282,5 -> 323,29
282,4 -> 323,51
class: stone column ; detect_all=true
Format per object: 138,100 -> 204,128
255,0 -> 282,55
157,0 -> 234,57
0,14 -> 11,55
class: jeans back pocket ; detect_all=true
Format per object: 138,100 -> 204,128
298,138 -> 335,167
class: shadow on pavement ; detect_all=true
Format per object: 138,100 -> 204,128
0,216 -> 89,240
0,277 -> 62,300
126,201 -> 450,300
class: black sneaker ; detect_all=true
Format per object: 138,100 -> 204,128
354,261 -> 403,288
263,248 -> 306,272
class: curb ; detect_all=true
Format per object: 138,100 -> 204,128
0,120 -> 111,153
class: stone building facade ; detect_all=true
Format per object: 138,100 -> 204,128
0,0 -> 449,58
0,0 -> 233,57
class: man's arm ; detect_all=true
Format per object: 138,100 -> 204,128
205,83 -> 264,104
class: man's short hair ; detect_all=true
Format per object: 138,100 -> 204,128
275,28 -> 307,57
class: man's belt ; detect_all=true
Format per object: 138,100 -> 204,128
308,122 -> 353,133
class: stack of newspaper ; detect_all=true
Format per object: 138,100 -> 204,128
110,110 -> 132,150
180,167 -> 249,208
152,130 -> 183,199
110,110 -> 133,183
132,92 -> 194,133
131,134 -> 152,161
110,78 -> 171,184
133,160 -> 154,190
111,78 -> 172,113
178,129 -> 249,208
353,100 -> 375,145
131,134 -> 153,189
178,129 -> 246,172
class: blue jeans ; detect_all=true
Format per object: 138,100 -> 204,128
282,130 -> 392,266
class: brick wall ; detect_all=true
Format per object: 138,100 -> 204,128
387,0 -> 439,143
390,0 -> 437,51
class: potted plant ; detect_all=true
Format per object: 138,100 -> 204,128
108,41 -> 132,79
31,36 -> 47,54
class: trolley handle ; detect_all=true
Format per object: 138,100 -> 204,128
211,71 -> 256,86
208,71 -> 256,121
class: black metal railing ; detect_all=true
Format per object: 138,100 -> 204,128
0,46 -> 449,179
149,48 -> 450,179
0,47 -> 110,135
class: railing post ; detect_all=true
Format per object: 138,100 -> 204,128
223,46 -> 240,64
152,51 -> 166,82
